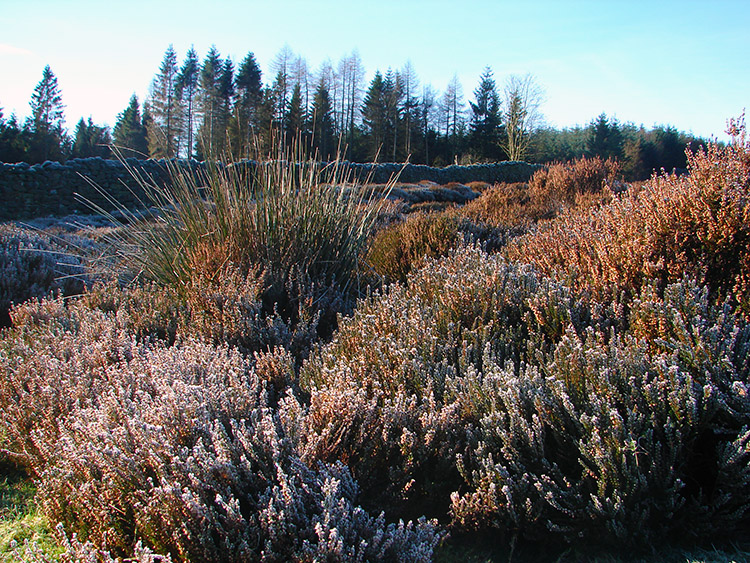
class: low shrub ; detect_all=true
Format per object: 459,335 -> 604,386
293,244 -> 750,548
365,213 -> 462,284
527,156 -> 621,207
0,225 -> 86,325
293,245 -> 596,519
507,131 -> 750,314
0,311 -> 442,561
456,182 -> 547,231
451,278 -> 750,546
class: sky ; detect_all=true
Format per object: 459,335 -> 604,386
1,0 -> 748,140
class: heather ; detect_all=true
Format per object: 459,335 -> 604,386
2,125 -> 750,561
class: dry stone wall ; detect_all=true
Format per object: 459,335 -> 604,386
0,158 -> 541,221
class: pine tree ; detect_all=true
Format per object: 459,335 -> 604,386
113,94 -> 148,157
441,75 -> 465,161
420,85 -> 437,165
400,61 -> 420,158
229,52 -> 263,157
311,78 -> 335,160
71,117 -> 111,158
586,113 -> 622,160
469,66 -> 503,161
29,65 -> 67,161
270,45 -> 294,133
362,71 -> 387,161
383,69 -> 404,162
177,47 -> 199,158
286,83 -> 304,142
196,46 -> 223,158
147,45 -> 181,158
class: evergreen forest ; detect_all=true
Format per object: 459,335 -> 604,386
0,45 -> 710,180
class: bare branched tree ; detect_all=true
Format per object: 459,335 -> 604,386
502,73 -> 544,161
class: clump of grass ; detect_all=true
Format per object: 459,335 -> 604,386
84,147 -> 392,359
104,149 -> 385,296
0,464 -> 59,562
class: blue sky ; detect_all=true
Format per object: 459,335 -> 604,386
1,0 -> 748,139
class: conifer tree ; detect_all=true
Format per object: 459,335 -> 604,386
113,94 -> 148,157
71,117 -> 111,158
177,47 -> 199,157
362,71 -> 387,161
286,83 -> 304,142
311,78 -> 335,160
29,65 -> 67,161
147,45 -> 181,158
196,46 -> 223,158
469,66 -> 503,161
229,52 -> 263,157
441,74 -> 465,161
216,58 -> 235,154
270,45 -> 294,132
586,113 -> 622,160
383,69 -> 404,161
400,61 -> 420,158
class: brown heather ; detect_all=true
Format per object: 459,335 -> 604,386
507,134 -> 750,313
365,213 -> 462,284
455,158 -> 619,239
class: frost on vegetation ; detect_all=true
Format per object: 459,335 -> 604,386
0,318 -> 441,561
0,224 -> 87,319
295,243 -> 750,547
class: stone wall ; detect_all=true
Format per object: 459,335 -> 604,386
0,158 -> 541,221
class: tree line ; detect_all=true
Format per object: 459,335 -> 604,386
0,45 -> 710,179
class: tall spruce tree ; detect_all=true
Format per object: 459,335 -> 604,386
216,58 -> 235,155
71,117 -> 111,158
229,52 -> 263,157
311,78 -> 335,160
147,45 -> 181,158
177,47 -> 199,158
286,83 -> 304,142
586,113 -> 623,160
383,69 -> 404,162
470,66 -> 503,161
29,65 -> 67,161
442,74 -> 465,161
400,61 -> 420,158
113,94 -> 148,157
361,71 -> 387,161
196,46 -> 224,158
